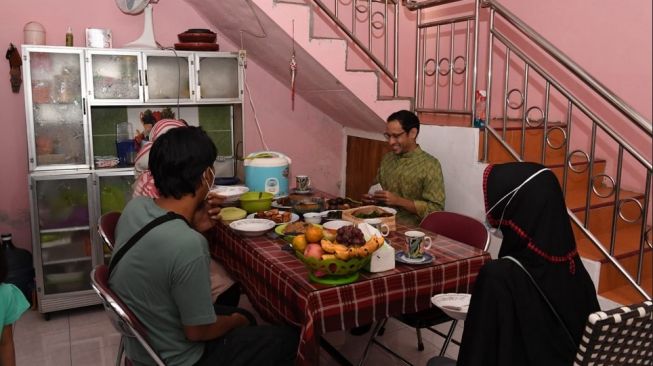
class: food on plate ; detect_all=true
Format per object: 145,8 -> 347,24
336,225 -> 365,246
305,226 -> 323,243
292,234 -> 307,252
283,221 -> 310,235
325,210 -> 343,220
254,209 -> 292,223
326,197 -> 360,210
304,243 -> 324,260
353,209 -> 393,219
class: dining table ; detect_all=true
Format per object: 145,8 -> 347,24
210,208 -> 491,365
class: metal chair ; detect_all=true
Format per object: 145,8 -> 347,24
98,211 -> 121,251
363,211 -> 489,364
90,264 -> 165,366
427,300 -> 653,366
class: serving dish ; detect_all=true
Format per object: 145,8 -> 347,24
431,293 -> 472,320
229,218 -> 276,237
210,185 -> 249,203
174,42 -> 220,51
177,32 -> 217,43
247,212 -> 299,225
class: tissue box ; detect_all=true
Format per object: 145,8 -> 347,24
342,205 -> 396,231
365,242 -> 395,272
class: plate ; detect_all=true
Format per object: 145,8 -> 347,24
174,42 -> 220,51
322,220 -> 353,231
271,200 -> 292,209
229,219 -> 276,237
292,187 -> 313,194
320,210 -> 343,221
395,251 -> 434,265
247,212 -> 299,225
379,207 -> 397,215
210,185 -> 249,203
431,293 -> 471,320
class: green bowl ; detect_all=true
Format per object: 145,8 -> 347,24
296,250 -> 371,284
239,192 -> 274,213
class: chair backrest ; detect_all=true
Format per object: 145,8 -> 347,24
99,211 -> 121,251
419,211 -> 490,251
574,300 -> 653,366
90,264 -> 165,366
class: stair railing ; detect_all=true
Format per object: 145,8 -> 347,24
406,0 -> 478,118
309,0 -> 399,96
478,0 -> 652,300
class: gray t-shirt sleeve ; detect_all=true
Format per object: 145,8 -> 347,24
171,248 -> 217,326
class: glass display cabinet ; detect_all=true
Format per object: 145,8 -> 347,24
23,45 -> 244,317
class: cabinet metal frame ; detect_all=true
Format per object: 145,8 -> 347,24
84,49 -> 144,105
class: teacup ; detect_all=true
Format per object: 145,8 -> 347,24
365,218 -> 390,236
404,230 -> 432,259
296,175 -> 311,191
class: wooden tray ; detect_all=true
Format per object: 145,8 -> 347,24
342,205 -> 396,231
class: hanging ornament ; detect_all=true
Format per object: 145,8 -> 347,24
290,20 -> 297,111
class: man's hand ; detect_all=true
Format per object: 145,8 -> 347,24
373,190 -> 399,206
206,191 -> 227,220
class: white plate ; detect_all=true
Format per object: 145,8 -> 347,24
319,210 -> 343,221
322,220 -> 354,231
431,293 -> 472,321
246,212 -> 299,225
229,218 -> 276,237
379,206 -> 397,215
210,185 -> 249,203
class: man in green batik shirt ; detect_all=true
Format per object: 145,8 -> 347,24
365,110 -> 445,226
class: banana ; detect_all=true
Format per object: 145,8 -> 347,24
320,239 -> 348,254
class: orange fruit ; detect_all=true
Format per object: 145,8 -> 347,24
292,234 -> 308,252
305,225 -> 323,243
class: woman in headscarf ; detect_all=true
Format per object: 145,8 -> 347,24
457,162 -> 599,366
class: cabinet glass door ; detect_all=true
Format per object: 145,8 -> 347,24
195,53 -> 242,102
32,174 -> 93,295
144,52 -> 193,103
25,49 -> 88,170
87,51 -> 142,104
96,173 -> 134,264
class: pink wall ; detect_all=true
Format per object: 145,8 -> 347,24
0,0 -> 343,250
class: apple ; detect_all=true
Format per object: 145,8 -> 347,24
304,243 -> 324,260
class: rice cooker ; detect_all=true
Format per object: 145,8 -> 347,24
244,151 -> 291,198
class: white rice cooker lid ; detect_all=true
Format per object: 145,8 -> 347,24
244,151 -> 290,167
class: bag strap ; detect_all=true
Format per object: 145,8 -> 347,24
109,211 -> 185,274
503,255 -> 577,348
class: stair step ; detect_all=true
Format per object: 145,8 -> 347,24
419,113 -> 471,127
478,126 -> 569,165
599,275 -> 652,305
576,224 -> 651,261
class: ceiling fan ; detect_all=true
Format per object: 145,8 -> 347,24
115,0 -> 160,49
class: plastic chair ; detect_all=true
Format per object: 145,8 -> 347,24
98,211 -> 121,251
363,211 -> 489,364
427,300 -> 653,366
90,264 -> 165,366
398,211 -> 490,354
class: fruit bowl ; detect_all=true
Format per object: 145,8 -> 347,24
295,250 -> 371,285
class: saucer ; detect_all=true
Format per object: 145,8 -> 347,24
292,187 -> 313,195
395,251 -> 434,265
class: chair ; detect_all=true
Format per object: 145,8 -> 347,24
90,264 -> 165,366
427,300 -> 653,366
98,211 -> 121,251
398,211 -> 490,353
365,211 -> 489,363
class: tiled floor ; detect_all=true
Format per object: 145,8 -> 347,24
14,294 -> 462,366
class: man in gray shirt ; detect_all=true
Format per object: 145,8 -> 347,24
110,126 -> 298,366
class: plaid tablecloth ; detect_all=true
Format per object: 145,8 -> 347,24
211,222 -> 490,365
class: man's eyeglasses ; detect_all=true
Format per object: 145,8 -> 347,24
383,131 -> 406,140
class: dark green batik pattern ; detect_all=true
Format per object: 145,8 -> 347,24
377,147 -> 445,225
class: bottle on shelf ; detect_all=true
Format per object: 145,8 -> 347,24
474,90 -> 487,128
65,27 -> 73,47
1,233 -> 35,304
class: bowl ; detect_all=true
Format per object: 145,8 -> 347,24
239,192 -> 274,213
431,293 -> 472,320
210,185 -> 249,203
219,207 -> 247,224
303,212 -> 322,224
296,250 -> 371,284
178,32 -> 217,43
229,218 -> 276,237
292,197 -> 324,215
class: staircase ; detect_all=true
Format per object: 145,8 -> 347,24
184,0 -> 410,132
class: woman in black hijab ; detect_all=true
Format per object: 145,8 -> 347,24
457,162 -> 599,366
